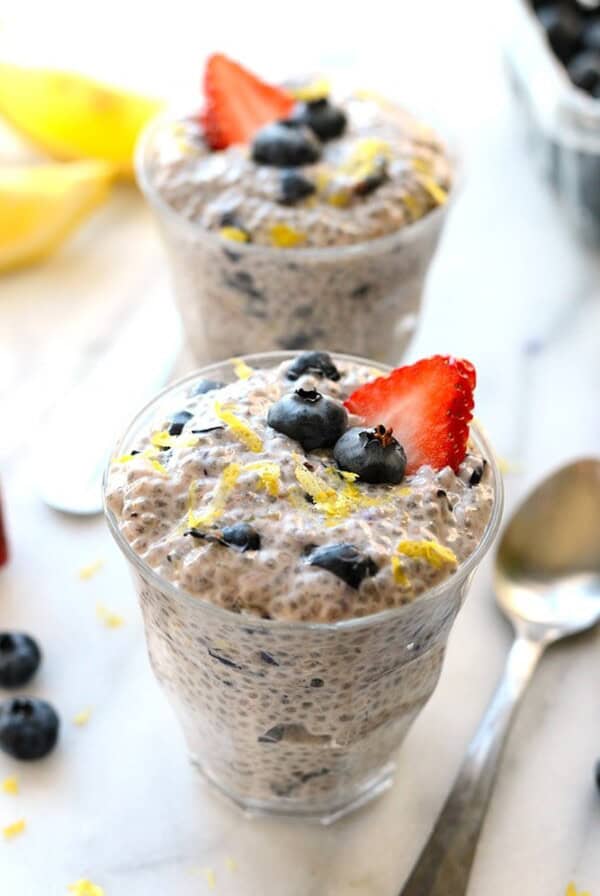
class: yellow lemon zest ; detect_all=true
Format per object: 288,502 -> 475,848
146,458 -> 168,475
115,453 -> 135,464
412,156 -> 434,175
566,886 -> 591,896
414,172 -> 447,206
314,169 -> 331,192
225,856 -> 238,872
326,468 -> 359,483
326,189 -> 351,208
214,402 -> 262,452
269,222 -> 306,248
294,464 -> 384,525
96,603 -> 124,628
342,137 -> 392,172
231,357 -> 254,380
396,539 -> 457,569
391,555 -> 411,588
73,708 -> 92,726
219,225 -> 249,243
2,776 -> 18,795
202,868 -> 217,890
78,559 -> 103,580
68,881 -> 105,896
242,461 -> 281,497
115,448 -> 168,474
188,463 -> 241,527
150,430 -> 177,449
2,818 -> 25,839
289,77 -> 330,102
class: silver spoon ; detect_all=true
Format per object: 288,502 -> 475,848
399,458 -> 600,896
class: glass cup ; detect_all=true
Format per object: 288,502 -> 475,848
103,351 -> 503,824
136,117 -> 451,365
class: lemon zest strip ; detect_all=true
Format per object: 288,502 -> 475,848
231,357 -> 254,380
96,603 -> 124,628
219,225 -> 249,243
2,776 -> 18,795
73,708 -> 92,726
2,818 -> 25,838
396,539 -> 457,569
68,881 -> 105,896
269,222 -> 306,248
242,461 -> 281,496
78,559 -> 103,580
214,402 -> 262,452
188,463 -> 241,527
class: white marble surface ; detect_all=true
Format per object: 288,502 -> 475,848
1,2 -> 600,894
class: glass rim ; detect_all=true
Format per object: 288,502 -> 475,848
103,350 -> 504,633
134,110 -> 454,262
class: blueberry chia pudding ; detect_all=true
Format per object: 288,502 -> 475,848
104,351 -> 501,821
136,54 -> 453,363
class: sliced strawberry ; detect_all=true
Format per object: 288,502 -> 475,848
344,356 -> 476,475
200,53 -> 295,150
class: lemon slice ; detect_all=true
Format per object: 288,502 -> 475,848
0,64 -> 162,178
0,160 -> 113,273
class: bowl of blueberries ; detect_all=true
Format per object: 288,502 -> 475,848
506,0 -> 600,242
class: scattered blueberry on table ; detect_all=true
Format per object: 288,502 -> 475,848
0,697 -> 60,760
0,633 -> 41,688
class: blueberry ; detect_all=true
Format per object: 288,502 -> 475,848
280,169 -> 316,204
190,379 -> 224,396
252,122 -> 321,167
0,633 -> 41,688
333,426 -> 407,484
568,49 -> 600,95
267,388 -> 347,451
286,351 -> 340,382
537,3 -> 582,63
289,98 -> 347,141
307,543 -> 378,589
0,697 -> 59,760
595,757 -> 600,792
168,410 -> 193,436
221,523 -> 261,552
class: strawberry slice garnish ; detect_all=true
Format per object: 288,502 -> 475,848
200,53 -> 295,150
344,356 -> 476,475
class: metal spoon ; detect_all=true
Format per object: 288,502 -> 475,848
399,458 -> 600,896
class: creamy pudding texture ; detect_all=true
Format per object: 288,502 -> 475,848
106,358 -> 493,623
104,353 -> 499,819
147,93 -> 451,248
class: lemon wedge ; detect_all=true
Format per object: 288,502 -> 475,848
0,64 -> 162,178
0,160 -> 113,273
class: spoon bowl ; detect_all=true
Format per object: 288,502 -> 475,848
495,458 -> 600,638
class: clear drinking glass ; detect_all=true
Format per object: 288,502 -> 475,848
103,351 -> 503,824
136,118 -> 451,365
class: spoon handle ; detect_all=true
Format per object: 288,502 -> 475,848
399,636 -> 545,896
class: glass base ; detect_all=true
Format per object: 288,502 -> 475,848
190,756 -> 396,825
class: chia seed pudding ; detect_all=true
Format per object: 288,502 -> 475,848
104,351 -> 501,822
136,56 -> 453,363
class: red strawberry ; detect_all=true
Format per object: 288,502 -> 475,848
200,53 -> 295,150
344,356 -> 476,475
